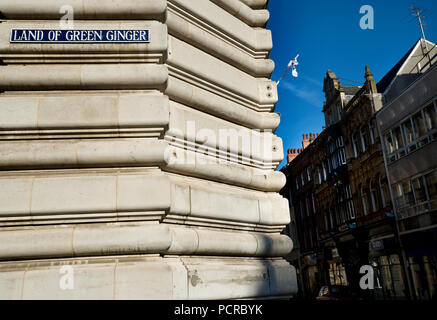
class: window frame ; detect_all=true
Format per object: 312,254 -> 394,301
383,97 -> 437,164
369,122 -> 375,145
360,126 -> 367,153
352,133 -> 359,158
361,186 -> 369,216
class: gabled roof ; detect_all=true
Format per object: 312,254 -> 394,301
376,38 -> 436,94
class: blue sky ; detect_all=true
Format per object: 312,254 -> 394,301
267,0 -> 437,169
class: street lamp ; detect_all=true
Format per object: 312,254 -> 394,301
277,54 -> 300,85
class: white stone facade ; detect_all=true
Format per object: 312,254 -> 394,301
0,0 -> 297,299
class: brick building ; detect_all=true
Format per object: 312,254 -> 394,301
281,38 -> 436,300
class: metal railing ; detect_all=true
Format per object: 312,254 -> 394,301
408,41 -> 437,74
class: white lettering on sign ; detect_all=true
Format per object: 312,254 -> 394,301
10,29 -> 150,43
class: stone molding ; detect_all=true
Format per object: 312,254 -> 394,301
0,223 -> 293,260
0,256 -> 297,300
211,0 -> 269,27
239,0 -> 269,9
0,0 -> 167,20
0,142 -> 286,190
166,11 -> 274,77
0,171 -> 289,230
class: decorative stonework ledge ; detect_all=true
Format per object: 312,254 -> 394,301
0,0 -> 168,20
0,256 -> 297,300
0,170 -> 289,231
0,223 -> 293,260
211,0 -> 270,27
239,0 -> 269,10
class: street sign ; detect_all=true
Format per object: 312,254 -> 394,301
10,29 -> 150,43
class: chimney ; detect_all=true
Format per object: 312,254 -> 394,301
302,133 -> 310,149
287,148 -> 299,163
287,132 -> 321,163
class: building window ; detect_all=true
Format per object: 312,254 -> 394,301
384,99 -> 437,164
394,169 -> 437,218
312,193 -> 316,213
352,133 -> 359,158
339,148 -> 346,165
337,136 -> 344,148
379,176 -> 390,208
384,132 -> 394,155
385,126 -> 406,163
296,177 -> 299,190
412,176 -> 427,204
402,118 -> 416,153
425,171 -> 437,213
331,152 -> 338,170
330,141 -> 336,153
425,170 -> 437,199
318,167 -> 322,184
413,111 -> 427,140
369,122 -> 375,145
346,185 -> 356,219
423,102 -> 437,132
370,180 -> 379,213
307,167 -> 312,182
393,126 -> 406,156
361,187 -> 369,216
360,126 -> 367,152
322,163 -> 327,181
402,180 -> 415,208
393,183 -> 405,212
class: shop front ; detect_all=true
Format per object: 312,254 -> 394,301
402,227 -> 437,300
369,236 -> 407,300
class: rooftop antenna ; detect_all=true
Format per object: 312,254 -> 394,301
410,6 -> 427,40
410,6 -> 431,66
